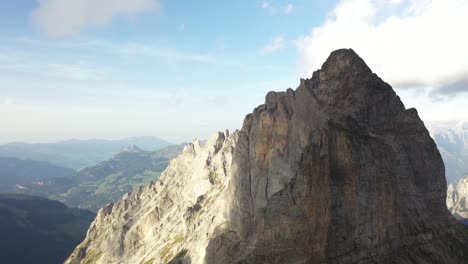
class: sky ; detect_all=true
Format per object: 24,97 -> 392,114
0,0 -> 467,144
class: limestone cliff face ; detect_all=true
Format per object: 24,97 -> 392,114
67,49 -> 468,264
66,131 -> 237,264
206,49 -> 468,263
447,174 -> 468,219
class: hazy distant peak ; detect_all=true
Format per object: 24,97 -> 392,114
426,121 -> 468,184
428,121 -> 468,148
119,145 -> 143,153
0,136 -> 173,170
455,120 -> 468,131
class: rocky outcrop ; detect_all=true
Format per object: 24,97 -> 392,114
66,131 -> 237,264
205,49 -> 468,264
66,49 -> 468,264
118,145 -> 144,154
448,174 -> 468,219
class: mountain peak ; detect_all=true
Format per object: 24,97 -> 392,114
120,145 -> 143,153
66,49 -> 468,264
319,48 -> 372,79
296,49 -> 405,129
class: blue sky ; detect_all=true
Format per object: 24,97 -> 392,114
1,0 -> 467,144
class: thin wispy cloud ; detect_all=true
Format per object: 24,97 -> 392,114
113,42 -> 235,66
296,0 -> 468,95
0,37 -> 243,68
262,36 -> 285,54
261,1 -> 294,15
0,61 -> 103,81
284,3 -> 294,15
31,0 -> 159,37
0,41 -> 106,86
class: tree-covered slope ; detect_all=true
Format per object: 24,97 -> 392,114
0,193 -> 95,264
18,144 -> 184,212
0,157 -> 75,192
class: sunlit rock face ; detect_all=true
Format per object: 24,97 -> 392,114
66,131 -> 237,264
448,174 -> 468,219
67,49 -> 468,264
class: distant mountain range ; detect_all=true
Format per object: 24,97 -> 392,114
430,121 -> 468,225
0,193 -> 94,264
0,136 -> 173,170
0,157 -> 76,192
17,144 -> 185,212
428,121 -> 468,184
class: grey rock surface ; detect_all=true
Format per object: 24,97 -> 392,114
448,174 -> 468,219
210,49 -> 468,264
66,132 -> 237,263
66,49 -> 468,264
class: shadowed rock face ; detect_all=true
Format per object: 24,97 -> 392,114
207,49 -> 468,263
66,49 -> 468,264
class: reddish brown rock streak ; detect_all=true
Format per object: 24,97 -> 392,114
206,49 -> 468,263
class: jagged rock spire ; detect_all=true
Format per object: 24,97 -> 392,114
66,50 -> 468,264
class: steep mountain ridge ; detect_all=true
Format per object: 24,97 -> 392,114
209,49 -> 468,263
67,132 -> 236,263
66,49 -> 468,264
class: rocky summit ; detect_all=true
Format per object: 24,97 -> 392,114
447,174 -> 468,220
66,49 -> 468,264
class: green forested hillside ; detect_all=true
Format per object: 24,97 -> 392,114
18,144 -> 184,212
0,194 -> 95,264
0,157 -> 75,192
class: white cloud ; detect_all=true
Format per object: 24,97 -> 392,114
284,3 -> 294,14
262,36 -> 285,54
0,37 -> 262,74
261,1 -> 293,15
31,0 -> 159,37
296,0 -> 468,95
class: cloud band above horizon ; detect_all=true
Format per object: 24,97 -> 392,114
31,0 -> 159,37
